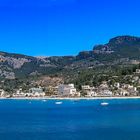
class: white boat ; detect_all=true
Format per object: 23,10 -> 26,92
101,102 -> 109,106
55,101 -> 63,105
42,99 -> 47,102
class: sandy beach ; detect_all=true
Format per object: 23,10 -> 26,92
1,96 -> 140,100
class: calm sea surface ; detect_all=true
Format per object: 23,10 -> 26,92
0,99 -> 140,140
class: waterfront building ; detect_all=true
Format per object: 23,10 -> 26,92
58,84 -> 78,97
0,89 -> 5,97
86,91 -> 97,97
13,88 -> 25,97
99,90 -> 113,96
28,88 -> 45,97
81,85 -> 96,97
118,89 -> 130,96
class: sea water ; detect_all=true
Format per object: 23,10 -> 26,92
0,99 -> 140,140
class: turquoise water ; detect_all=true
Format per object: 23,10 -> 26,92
0,99 -> 140,140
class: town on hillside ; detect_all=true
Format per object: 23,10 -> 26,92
1,68 -> 140,98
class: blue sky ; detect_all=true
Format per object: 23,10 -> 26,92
0,0 -> 140,56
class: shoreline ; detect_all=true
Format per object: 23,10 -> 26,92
1,96 -> 140,100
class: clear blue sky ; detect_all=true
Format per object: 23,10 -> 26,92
0,0 -> 140,56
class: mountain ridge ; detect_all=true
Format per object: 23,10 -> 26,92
1,35 -> 140,80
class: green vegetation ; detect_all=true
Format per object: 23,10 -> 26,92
1,35 -> 140,94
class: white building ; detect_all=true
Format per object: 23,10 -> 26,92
82,85 -> 91,90
82,85 -> 97,97
58,84 -> 78,96
13,88 -> 25,97
99,81 -> 108,89
87,91 -> 97,97
82,85 -> 96,97
135,69 -> 140,74
119,89 -> 130,96
100,90 -> 113,96
27,88 -> 45,97
0,89 -> 5,97
114,83 -> 120,88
